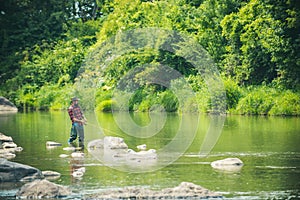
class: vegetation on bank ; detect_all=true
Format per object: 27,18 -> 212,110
0,0 -> 299,116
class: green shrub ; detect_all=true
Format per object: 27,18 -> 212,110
269,90 -> 300,116
96,99 -> 117,112
180,96 -> 199,113
138,99 -> 153,112
235,86 -> 277,115
194,88 -> 210,113
223,78 -> 244,111
95,89 -> 113,104
129,89 -> 147,111
158,90 -> 178,112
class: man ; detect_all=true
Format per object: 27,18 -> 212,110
67,97 -> 87,148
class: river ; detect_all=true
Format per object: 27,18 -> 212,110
0,111 -> 299,199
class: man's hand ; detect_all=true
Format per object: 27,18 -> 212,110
74,118 -> 87,125
82,118 -> 87,125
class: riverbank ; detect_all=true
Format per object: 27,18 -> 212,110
6,82 -> 300,116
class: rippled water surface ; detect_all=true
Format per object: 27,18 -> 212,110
0,112 -> 299,199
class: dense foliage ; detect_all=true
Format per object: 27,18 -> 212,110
0,0 -> 299,115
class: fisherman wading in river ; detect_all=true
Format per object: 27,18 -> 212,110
67,97 -> 87,148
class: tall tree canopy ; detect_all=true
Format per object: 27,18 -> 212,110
0,0 -> 299,113
0,0 -> 104,86
221,0 -> 300,87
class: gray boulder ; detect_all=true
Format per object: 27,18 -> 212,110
16,179 -> 71,199
0,96 -> 17,113
0,158 -> 43,182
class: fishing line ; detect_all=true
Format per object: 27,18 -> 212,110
85,122 -> 124,137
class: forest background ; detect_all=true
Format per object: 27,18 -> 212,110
0,0 -> 299,115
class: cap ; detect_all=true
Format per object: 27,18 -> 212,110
71,97 -> 80,101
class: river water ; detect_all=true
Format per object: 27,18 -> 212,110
0,111 -> 299,199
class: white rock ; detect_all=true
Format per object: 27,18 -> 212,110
72,170 -> 84,178
59,154 -> 69,158
211,158 -> 243,172
104,136 -> 128,150
75,167 -> 86,173
88,139 -> 103,149
71,152 -> 84,158
63,147 -> 76,151
127,149 -> 157,160
46,141 -> 62,146
42,171 -> 61,180
15,147 -> 23,152
0,152 -> 16,159
0,133 -> 13,142
2,142 -> 17,149
137,144 -> 147,151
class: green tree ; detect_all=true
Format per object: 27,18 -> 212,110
221,0 -> 300,88
0,0 -> 105,88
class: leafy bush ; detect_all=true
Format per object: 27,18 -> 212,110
96,99 -> 117,112
158,90 -> 178,112
223,77 -> 244,111
195,89 -> 210,113
95,89 -> 113,105
129,89 -> 148,111
36,84 -> 74,110
235,86 -> 277,115
269,90 -> 300,116
138,99 -> 153,112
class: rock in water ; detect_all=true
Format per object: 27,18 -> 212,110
59,154 -> 69,158
136,144 -> 147,151
2,142 -> 17,149
0,96 -> 17,113
0,133 -> 13,142
126,149 -> 157,165
211,157 -> 244,172
46,141 -> 62,146
63,146 -> 76,151
0,158 -> 43,182
0,132 -> 23,159
87,139 -> 104,149
71,152 -> 84,158
104,136 -> 128,150
72,170 -> 84,178
42,170 -> 61,180
16,179 -> 71,199
85,182 -> 222,199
